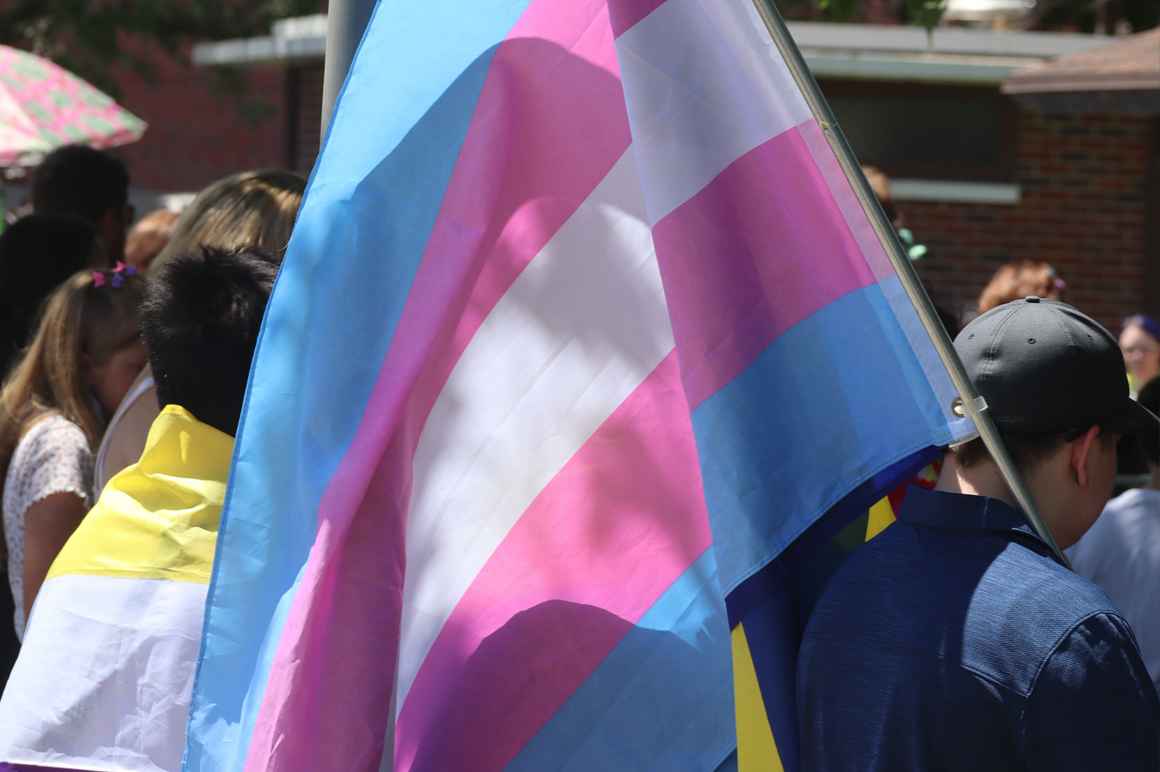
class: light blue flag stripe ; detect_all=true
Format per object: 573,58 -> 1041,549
693,279 -> 955,594
185,2 -> 533,768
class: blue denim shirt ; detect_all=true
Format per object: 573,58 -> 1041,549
797,487 -> 1160,771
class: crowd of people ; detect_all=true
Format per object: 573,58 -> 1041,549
796,257 -> 1160,769
0,145 -> 305,705
0,144 -> 1159,769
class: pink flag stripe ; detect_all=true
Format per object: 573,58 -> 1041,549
796,120 -> 896,282
243,457 -> 406,770
608,0 -> 668,37
394,352 -> 712,771
245,3 -> 631,767
795,117 -> 957,406
652,120 -> 877,410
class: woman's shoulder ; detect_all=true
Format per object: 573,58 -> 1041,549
18,412 -> 89,453
10,413 -> 93,478
4,411 -> 94,516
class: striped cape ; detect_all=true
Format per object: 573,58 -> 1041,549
0,406 -> 232,772
185,2 -> 974,770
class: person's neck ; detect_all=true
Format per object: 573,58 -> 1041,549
935,451 -> 1078,548
935,452 -> 1018,508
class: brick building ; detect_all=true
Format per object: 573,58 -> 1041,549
186,16 -> 1158,329
918,28 -> 1160,329
789,24 -> 1158,330
191,16 -> 331,177
909,109 -> 1156,329
112,45 -> 291,195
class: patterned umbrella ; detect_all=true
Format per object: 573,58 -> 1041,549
0,45 -> 146,168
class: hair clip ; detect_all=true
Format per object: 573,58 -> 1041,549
94,261 -> 138,288
112,261 -> 135,287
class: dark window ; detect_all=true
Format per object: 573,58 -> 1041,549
820,80 -> 1017,182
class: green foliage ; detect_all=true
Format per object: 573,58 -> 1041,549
819,0 -> 860,22
905,0 -> 948,33
0,0 -> 321,96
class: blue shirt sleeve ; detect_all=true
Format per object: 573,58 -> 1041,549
1022,612 -> 1160,771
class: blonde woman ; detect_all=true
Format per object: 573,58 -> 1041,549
148,168 -> 306,275
0,266 -> 146,638
93,170 -> 305,494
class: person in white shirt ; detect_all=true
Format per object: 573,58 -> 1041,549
1070,376 -> 1160,691
0,267 -> 146,638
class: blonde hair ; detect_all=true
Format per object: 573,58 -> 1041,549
150,169 -> 306,274
978,260 -> 1063,314
124,209 -> 180,272
0,270 -> 144,489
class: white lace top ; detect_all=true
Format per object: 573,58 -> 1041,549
2,413 -> 93,639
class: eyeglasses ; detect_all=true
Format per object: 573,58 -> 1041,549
1123,345 -> 1160,356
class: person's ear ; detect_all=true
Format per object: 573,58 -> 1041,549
1070,426 -> 1102,488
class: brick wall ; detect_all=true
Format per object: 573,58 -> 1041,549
909,110 -> 1158,332
110,42 -> 292,195
861,0 -> 901,24
289,64 -> 325,175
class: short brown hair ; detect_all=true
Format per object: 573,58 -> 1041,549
977,260 -> 1061,313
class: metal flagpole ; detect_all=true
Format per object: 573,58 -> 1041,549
320,0 -> 378,137
748,0 -> 1069,566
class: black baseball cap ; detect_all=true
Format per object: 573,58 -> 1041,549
954,297 -> 1160,441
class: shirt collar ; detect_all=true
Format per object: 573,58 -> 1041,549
897,486 -> 1059,561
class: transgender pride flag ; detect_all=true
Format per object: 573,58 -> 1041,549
184,1 -> 973,770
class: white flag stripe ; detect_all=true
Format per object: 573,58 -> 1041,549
395,149 -> 675,710
0,575 -> 206,772
615,0 -> 812,223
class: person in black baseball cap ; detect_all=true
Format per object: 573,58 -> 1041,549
951,296 -> 1160,548
797,297 -> 1160,772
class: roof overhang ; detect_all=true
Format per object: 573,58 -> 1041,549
1003,29 -> 1160,113
1002,89 -> 1160,113
792,22 -> 1102,84
193,14 -> 328,66
193,17 -> 1104,87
